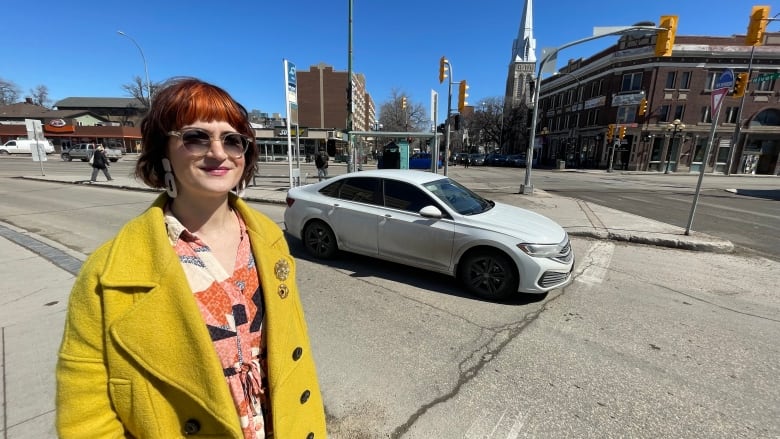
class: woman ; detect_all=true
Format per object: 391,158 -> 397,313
56,77 -> 327,438
90,145 -> 113,182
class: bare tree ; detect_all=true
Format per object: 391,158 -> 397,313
28,85 -> 50,107
121,76 -> 157,109
0,78 -> 21,105
377,89 -> 429,133
462,96 -> 506,150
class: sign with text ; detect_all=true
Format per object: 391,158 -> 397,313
715,69 -> 734,90
611,92 -> 645,107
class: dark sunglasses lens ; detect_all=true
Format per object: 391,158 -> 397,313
223,134 -> 245,148
181,130 -> 210,145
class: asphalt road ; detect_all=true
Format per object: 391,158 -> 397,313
2,158 -> 780,437
449,166 -> 780,261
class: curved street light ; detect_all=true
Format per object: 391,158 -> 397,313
117,31 -> 152,106
521,23 -> 667,194
665,118 -> 685,174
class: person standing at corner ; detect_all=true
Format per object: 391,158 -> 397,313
90,145 -> 113,182
314,147 -> 329,181
56,77 -> 327,439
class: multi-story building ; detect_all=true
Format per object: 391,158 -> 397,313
537,31 -> 780,175
295,63 -> 375,159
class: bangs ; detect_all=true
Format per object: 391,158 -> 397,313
170,82 -> 248,133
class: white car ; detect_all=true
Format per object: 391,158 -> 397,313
283,169 -> 573,300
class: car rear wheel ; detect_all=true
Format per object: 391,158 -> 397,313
302,220 -> 337,259
459,251 -> 518,301
61,153 -> 72,161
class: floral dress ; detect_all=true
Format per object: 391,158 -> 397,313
165,209 -> 272,439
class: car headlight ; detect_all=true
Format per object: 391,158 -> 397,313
516,243 -> 563,258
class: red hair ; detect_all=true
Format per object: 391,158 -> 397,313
135,77 -> 258,188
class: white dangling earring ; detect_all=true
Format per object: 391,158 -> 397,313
162,158 -> 178,198
233,179 -> 246,198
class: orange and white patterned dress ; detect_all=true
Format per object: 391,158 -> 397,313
165,209 -> 272,439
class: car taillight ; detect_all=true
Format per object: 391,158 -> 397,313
285,197 -> 295,207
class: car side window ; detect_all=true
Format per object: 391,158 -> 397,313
337,177 -> 380,205
383,179 -> 443,215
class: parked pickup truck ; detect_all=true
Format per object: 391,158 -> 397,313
61,143 -> 122,162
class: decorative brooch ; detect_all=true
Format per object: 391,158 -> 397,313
274,259 -> 290,281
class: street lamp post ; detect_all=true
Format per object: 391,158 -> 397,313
664,118 -> 685,174
117,31 -> 152,106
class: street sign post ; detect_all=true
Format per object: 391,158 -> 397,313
686,71 -> 734,235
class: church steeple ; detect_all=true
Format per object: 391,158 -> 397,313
504,0 -> 537,152
511,0 -> 536,63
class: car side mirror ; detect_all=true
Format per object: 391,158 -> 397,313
419,205 -> 443,219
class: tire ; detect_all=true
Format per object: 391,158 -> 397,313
61,153 -> 72,161
302,220 -> 338,259
459,251 -> 519,301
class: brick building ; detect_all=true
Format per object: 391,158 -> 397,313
537,32 -> 780,175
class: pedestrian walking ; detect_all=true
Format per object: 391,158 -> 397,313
89,145 -> 113,182
56,77 -> 327,439
314,147 -> 329,181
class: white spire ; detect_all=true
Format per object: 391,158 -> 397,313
511,0 -> 536,63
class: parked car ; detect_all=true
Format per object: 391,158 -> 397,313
0,139 -> 54,155
505,154 -> 527,167
454,153 -> 470,165
61,143 -> 122,162
469,153 -> 486,166
484,153 -> 508,166
283,169 -> 573,300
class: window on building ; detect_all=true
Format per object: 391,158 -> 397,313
680,71 -> 691,89
701,106 -> 712,124
754,74 -> 775,92
617,106 -> 637,124
705,72 -> 718,91
725,106 -> 739,123
621,72 -> 643,92
593,109 -> 600,126
659,105 -> 671,122
673,105 -> 685,120
665,72 -> 676,89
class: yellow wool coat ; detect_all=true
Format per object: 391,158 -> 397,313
56,194 -> 327,438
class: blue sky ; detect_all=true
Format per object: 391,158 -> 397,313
1,0 -> 770,122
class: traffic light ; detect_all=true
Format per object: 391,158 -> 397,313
401,96 -> 407,110
619,126 -> 627,139
654,15 -> 679,57
439,56 -> 448,84
746,6 -> 771,46
733,72 -> 749,97
458,80 -> 469,112
638,98 -> 648,116
606,124 -> 615,141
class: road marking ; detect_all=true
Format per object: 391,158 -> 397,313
575,241 -> 615,286
465,407 -> 526,438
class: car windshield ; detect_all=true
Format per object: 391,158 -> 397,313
424,178 -> 494,215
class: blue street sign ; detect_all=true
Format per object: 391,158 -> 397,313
715,69 -> 735,89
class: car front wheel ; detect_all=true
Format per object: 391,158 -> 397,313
61,153 -> 72,161
302,220 -> 337,259
459,251 -> 518,301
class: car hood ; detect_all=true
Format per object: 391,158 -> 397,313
461,201 -> 566,244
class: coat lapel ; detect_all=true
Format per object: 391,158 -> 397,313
100,195 -> 240,434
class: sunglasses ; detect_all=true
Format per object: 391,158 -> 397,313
168,129 -> 251,158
